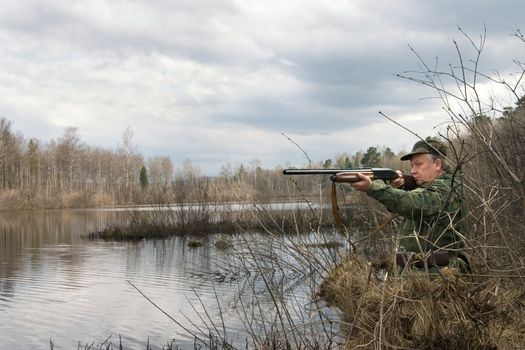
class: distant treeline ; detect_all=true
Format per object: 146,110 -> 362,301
1,91 -> 523,227
0,118 -> 408,209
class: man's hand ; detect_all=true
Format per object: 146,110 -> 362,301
390,170 -> 405,188
351,172 -> 373,192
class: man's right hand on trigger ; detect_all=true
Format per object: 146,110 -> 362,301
390,170 -> 405,188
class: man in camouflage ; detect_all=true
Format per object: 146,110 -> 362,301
351,136 -> 466,272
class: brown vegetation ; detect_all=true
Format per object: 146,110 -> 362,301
319,255 -> 524,349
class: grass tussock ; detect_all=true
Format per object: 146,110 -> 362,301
187,238 -> 204,248
318,254 -> 525,349
92,224 -> 173,241
214,237 -> 233,250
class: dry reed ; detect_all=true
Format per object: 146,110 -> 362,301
318,254 -> 525,349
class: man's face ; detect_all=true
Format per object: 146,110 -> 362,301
410,153 -> 442,185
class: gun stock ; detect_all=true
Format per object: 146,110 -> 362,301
330,171 -> 374,183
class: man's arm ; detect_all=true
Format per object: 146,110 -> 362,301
352,173 -> 449,219
366,181 -> 449,218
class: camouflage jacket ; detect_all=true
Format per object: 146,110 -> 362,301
365,171 -> 464,253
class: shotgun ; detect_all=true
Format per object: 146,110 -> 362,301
282,167 -> 416,189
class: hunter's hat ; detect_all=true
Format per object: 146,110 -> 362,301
400,136 -> 447,161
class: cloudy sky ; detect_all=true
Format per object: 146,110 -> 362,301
1,0 -> 524,174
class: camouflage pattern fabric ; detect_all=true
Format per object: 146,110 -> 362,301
366,171 -> 464,253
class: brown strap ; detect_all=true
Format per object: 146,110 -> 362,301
331,182 -> 344,228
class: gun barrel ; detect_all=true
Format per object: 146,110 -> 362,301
282,168 -> 374,175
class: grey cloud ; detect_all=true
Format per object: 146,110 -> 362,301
1,0 -> 252,64
205,99 -> 375,135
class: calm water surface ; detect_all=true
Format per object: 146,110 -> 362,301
0,208 -> 331,349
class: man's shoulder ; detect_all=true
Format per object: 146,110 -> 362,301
422,172 -> 455,189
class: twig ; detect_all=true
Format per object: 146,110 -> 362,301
126,280 -> 210,348
281,133 -> 313,167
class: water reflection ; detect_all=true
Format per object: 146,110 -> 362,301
0,209 -> 338,349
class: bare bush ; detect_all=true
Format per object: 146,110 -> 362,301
396,27 -> 525,274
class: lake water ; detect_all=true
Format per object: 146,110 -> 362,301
0,208 -> 342,349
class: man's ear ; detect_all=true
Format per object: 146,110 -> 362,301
434,158 -> 443,171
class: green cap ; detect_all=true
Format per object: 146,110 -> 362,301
400,136 -> 447,161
